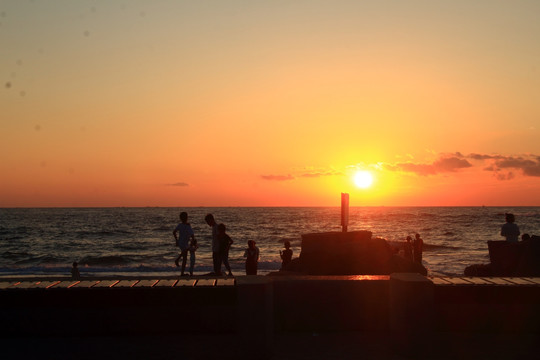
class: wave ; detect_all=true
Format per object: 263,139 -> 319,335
14,255 -> 64,265
0,260 -> 284,277
387,240 -> 461,251
423,243 -> 461,250
79,255 -> 131,266
76,230 -> 133,239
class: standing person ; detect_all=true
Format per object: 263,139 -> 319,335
205,213 -> 221,275
188,237 -> 198,276
413,233 -> 423,264
173,212 -> 195,276
279,241 -> 293,269
501,213 -> 520,243
217,223 -> 234,276
403,236 -> 413,261
244,240 -> 259,275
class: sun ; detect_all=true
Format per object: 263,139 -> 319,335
353,170 -> 374,189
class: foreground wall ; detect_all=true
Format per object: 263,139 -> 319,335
1,274 -> 539,338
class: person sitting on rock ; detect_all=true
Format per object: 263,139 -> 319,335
501,213 -> 520,243
280,241 -> 293,269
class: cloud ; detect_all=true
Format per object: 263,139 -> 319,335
300,170 -> 342,178
384,156 -> 472,176
261,174 -> 294,181
167,182 -> 189,187
496,172 -> 515,181
470,154 -> 540,178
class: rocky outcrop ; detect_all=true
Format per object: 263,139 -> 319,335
464,236 -> 540,276
276,231 -> 427,276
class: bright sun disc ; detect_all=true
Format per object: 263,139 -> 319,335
354,171 -> 373,188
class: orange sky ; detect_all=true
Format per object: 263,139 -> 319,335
1,1 -> 540,207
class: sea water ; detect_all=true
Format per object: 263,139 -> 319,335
1,207 -> 539,278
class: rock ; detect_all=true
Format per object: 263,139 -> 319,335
388,254 -> 428,276
486,237 -> 540,276
464,263 -> 493,276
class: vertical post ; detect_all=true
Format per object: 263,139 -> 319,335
341,193 -> 349,232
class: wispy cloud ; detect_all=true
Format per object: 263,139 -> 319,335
300,170 -> 342,178
261,174 -> 294,181
384,155 -> 472,176
167,182 -> 189,187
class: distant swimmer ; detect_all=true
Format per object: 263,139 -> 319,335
501,213 -> 520,243
280,240 -> 293,269
173,212 -> 196,276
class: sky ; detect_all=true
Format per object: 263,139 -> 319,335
1,0 -> 540,207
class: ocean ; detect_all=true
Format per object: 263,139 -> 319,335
1,207 -> 539,278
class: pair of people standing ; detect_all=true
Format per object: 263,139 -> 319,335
404,233 -> 423,264
205,214 -> 233,276
207,213 -> 260,275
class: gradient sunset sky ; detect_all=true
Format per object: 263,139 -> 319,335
2,1 -> 540,207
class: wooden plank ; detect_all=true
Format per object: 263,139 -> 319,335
15,281 -> 41,289
176,279 -> 197,287
93,280 -> 120,288
34,281 -> 61,289
445,277 -> 474,285
460,277 -> 493,285
154,279 -> 177,287
71,280 -> 100,288
520,278 -> 540,285
480,278 -> 513,285
195,279 -> 216,287
501,277 -> 538,285
216,278 -> 235,286
0,281 -> 18,289
55,281 -> 80,288
134,279 -> 159,287
114,280 -> 139,288
429,277 -> 453,285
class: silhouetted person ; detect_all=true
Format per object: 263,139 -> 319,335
205,213 -> 221,275
173,212 -> 195,276
501,213 -> 520,243
413,233 -> 423,264
280,240 -> 292,269
188,237 -> 198,276
244,240 -> 259,275
217,223 -> 234,276
71,261 -> 80,280
521,233 -> 531,242
404,236 -> 413,261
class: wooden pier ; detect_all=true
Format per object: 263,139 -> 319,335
1,274 -> 539,358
